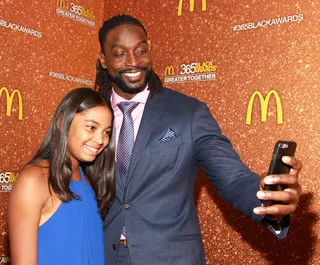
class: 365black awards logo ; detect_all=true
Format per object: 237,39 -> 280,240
0,171 -> 17,192
56,0 -> 96,27
164,61 -> 216,83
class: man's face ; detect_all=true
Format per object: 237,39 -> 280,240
99,24 -> 152,99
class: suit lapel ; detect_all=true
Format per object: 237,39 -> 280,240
125,90 -> 168,187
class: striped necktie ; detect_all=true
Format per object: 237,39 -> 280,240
116,101 -> 139,186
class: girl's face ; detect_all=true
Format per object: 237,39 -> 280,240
67,105 -> 113,167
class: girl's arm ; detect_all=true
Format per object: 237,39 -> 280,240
8,166 -> 48,265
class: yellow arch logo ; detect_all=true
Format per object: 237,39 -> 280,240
164,66 -> 175,76
0,87 -> 23,120
178,0 -> 207,16
246,90 -> 283,125
56,0 -> 66,9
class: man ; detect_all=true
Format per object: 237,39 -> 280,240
95,14 -> 302,265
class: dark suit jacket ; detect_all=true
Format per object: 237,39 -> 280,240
103,88 -> 263,265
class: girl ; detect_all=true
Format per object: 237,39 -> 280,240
8,87 -> 115,265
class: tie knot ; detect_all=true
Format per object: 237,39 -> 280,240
118,101 -> 139,114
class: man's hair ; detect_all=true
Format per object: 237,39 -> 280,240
27,87 -> 115,216
94,14 -> 162,97
98,14 -> 148,53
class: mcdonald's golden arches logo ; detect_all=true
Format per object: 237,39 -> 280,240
0,87 -> 23,120
246,90 -> 283,125
57,0 -> 66,9
178,0 -> 207,16
164,66 -> 175,76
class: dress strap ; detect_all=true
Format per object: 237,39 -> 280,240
79,166 -> 85,183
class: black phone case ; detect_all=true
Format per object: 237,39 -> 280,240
262,141 -> 297,216
267,141 -> 297,176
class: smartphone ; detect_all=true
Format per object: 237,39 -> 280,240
261,141 -> 297,212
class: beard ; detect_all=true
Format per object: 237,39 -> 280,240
110,67 -> 152,94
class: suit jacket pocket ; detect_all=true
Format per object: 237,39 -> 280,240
167,233 -> 202,242
150,136 -> 182,153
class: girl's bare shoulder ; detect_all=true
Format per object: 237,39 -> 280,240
11,160 -> 51,201
19,159 -> 49,179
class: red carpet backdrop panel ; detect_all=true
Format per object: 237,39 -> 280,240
1,0 -> 319,264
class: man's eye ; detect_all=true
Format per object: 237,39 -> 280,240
137,48 -> 149,54
114,52 -> 125,57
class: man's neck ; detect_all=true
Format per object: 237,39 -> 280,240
112,85 -> 149,100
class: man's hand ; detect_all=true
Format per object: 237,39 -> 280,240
253,156 -> 302,219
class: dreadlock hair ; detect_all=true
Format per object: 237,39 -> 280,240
26,88 -> 115,217
94,14 -> 162,97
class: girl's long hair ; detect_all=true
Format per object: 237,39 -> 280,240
27,87 -> 115,216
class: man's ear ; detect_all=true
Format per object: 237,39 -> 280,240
98,52 -> 107,69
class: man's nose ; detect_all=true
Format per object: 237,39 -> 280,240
125,52 -> 139,67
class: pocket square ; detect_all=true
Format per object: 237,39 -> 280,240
158,128 -> 177,143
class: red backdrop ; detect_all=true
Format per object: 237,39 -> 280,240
1,0 -> 319,264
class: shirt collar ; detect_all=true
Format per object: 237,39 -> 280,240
111,85 -> 150,110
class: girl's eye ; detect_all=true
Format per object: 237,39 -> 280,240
87,126 -> 96,130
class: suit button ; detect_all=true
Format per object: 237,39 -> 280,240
123,203 -> 130,209
112,244 -> 117,250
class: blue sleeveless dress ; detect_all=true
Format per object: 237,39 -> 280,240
38,167 -> 105,265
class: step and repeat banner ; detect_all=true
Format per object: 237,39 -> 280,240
0,0 -> 319,264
